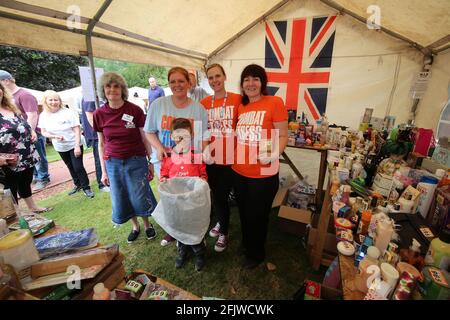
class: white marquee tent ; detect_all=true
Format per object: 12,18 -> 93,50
1,0 -> 449,130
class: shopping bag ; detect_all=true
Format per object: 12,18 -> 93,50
152,177 -> 210,245
412,128 -> 434,156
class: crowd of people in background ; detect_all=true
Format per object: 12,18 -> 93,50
0,63 -> 288,272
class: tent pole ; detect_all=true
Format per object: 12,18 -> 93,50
85,0 -> 113,109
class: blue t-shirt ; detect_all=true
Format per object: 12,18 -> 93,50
81,99 -> 97,141
144,96 -> 210,163
148,86 -> 165,106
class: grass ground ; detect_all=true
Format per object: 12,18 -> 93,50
37,181 -> 326,299
45,144 -> 93,163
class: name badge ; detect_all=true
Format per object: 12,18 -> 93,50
122,114 -> 134,122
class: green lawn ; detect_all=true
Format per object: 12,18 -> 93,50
37,182 -> 325,299
45,144 -> 93,163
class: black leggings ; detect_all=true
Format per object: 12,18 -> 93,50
58,147 -> 90,190
232,171 -> 279,262
206,164 -> 233,235
0,166 -> 34,202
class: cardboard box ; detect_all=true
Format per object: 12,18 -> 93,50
307,228 -> 338,254
31,244 -> 119,278
372,172 -> 393,197
273,188 -> 312,236
427,185 -> 450,232
272,187 -> 289,208
421,157 -> 449,173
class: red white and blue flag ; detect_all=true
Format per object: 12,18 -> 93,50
265,16 -> 337,121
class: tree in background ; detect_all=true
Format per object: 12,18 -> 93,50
94,58 -> 169,88
0,45 -> 88,91
0,45 -> 169,91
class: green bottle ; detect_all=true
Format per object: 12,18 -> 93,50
18,213 -> 31,233
425,228 -> 450,272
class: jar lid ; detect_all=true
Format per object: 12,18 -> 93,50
420,176 -> 439,184
337,241 -> 355,256
0,229 -> 32,250
367,246 -> 380,260
335,218 -> 353,229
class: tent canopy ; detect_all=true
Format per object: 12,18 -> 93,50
1,0 -> 449,69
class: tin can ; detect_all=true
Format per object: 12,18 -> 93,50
393,271 -> 416,300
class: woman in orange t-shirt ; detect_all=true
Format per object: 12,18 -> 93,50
201,63 -> 241,253
231,64 -> 288,269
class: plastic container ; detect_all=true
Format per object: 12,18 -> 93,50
356,210 -> 372,237
398,195 -> 414,214
0,257 -> 22,290
0,189 -> 16,219
416,176 -> 439,218
396,262 -> 421,281
0,219 -> 8,237
355,246 -> 381,293
425,228 -> 450,270
380,262 -> 400,289
0,229 -> 40,271
418,266 -> 450,300
93,282 -> 110,300
374,219 -> 394,255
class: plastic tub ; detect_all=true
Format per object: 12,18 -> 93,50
0,229 -> 40,271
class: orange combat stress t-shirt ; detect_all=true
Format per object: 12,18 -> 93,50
201,92 -> 241,165
232,95 -> 288,178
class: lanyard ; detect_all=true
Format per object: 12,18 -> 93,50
211,92 -> 228,110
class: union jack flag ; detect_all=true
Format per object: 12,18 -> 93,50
265,16 -> 337,121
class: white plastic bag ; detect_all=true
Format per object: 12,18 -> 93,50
152,177 -> 211,245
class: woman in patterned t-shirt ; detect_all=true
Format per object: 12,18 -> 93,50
0,82 -> 51,213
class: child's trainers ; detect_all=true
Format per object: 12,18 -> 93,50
160,233 -> 175,246
195,254 -> 205,272
214,234 -> 228,252
208,222 -> 221,238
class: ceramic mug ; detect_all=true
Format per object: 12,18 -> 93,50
381,262 -> 400,289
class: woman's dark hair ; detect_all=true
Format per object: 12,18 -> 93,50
240,64 -> 268,105
171,117 -> 192,132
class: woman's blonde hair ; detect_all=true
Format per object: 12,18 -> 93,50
99,72 -> 129,101
42,90 -> 63,113
0,82 -> 21,114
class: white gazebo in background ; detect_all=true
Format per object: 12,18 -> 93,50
57,86 -> 83,113
23,88 -> 44,105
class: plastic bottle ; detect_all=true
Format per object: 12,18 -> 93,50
351,159 -> 363,179
93,282 -> 110,300
355,246 -> 381,292
375,218 -> 394,255
357,210 -> 372,237
425,228 -> 450,271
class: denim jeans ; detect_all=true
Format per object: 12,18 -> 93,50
33,133 -> 50,182
105,156 -> 157,224
87,139 -> 104,188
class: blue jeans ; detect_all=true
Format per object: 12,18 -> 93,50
34,133 -> 50,182
87,139 -> 104,188
105,156 -> 157,224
